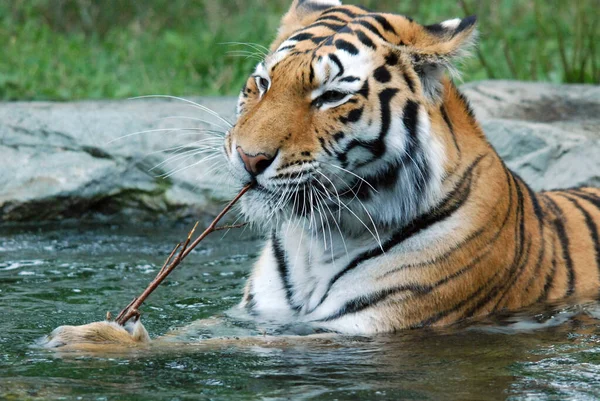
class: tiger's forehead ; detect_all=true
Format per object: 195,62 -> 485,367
261,7 -> 396,84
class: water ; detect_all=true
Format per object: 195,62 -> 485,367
1,222 -> 600,400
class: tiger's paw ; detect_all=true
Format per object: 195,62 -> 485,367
40,320 -> 150,349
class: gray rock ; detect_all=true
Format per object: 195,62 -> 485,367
461,80 -> 600,190
0,97 -> 239,222
0,81 -> 598,222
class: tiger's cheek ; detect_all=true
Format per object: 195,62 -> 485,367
236,80 -> 261,117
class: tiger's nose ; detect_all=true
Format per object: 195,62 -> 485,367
237,147 -> 276,176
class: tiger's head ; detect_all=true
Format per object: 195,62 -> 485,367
224,0 -> 478,235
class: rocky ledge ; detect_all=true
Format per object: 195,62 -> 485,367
0,81 -> 598,222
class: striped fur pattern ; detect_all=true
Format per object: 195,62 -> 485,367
223,0 -> 600,334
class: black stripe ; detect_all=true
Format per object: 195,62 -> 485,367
318,136 -> 333,156
289,32 -> 314,42
570,189 -> 600,209
316,15 -> 347,24
272,232 -> 301,312
278,44 -> 297,52
411,270 -> 501,329
354,20 -> 385,41
335,39 -> 359,55
581,188 -> 600,199
396,101 -> 427,192
385,52 -> 399,66
373,65 -> 391,83
317,287 -> 411,322
543,195 -> 576,296
403,100 -> 419,141
333,131 -> 345,142
560,193 -> 600,280
342,88 -> 397,163
357,79 -> 370,98
339,106 -> 364,124
355,30 -> 376,49
454,86 -> 477,122
440,105 -> 460,157
312,155 -> 487,313
322,7 -> 358,19
455,16 -> 477,36
492,236 -> 534,311
403,71 -> 415,93
307,21 -> 345,32
328,54 -> 344,78
310,35 -> 330,45
339,75 -> 360,83
520,175 -> 545,222
379,88 -> 401,143
369,14 -> 397,34
537,240 -> 558,302
520,178 -> 548,296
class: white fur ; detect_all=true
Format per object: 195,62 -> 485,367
304,0 -> 342,6
441,18 -> 461,29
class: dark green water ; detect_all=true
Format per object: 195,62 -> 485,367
1,223 -> 600,400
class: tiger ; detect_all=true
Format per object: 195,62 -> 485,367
44,0 -> 600,348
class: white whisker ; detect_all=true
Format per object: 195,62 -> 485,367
146,137 -> 222,156
130,95 -> 233,128
108,127 -> 222,144
150,147 -> 219,172
220,41 -> 269,56
161,154 -> 221,178
323,162 -> 378,193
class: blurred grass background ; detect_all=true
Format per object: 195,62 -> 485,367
0,0 -> 597,101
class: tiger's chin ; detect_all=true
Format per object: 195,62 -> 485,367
239,186 -> 296,231
239,185 -> 334,233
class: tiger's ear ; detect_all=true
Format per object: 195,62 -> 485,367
415,16 -> 477,99
270,0 -> 342,51
397,15 -> 478,100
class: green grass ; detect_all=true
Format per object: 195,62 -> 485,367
0,0 -> 597,101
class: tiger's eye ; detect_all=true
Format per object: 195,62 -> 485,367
313,90 -> 348,108
258,77 -> 269,92
320,91 -> 347,103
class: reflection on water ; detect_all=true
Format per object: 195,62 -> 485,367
1,222 -> 599,400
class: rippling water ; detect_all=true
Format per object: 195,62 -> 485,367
1,222 -> 600,400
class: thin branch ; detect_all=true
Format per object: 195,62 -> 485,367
213,223 -> 248,232
114,184 -> 252,326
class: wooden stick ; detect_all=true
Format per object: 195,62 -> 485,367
213,222 -> 248,232
114,184 -> 252,326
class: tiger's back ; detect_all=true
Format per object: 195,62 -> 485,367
540,188 -> 600,297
